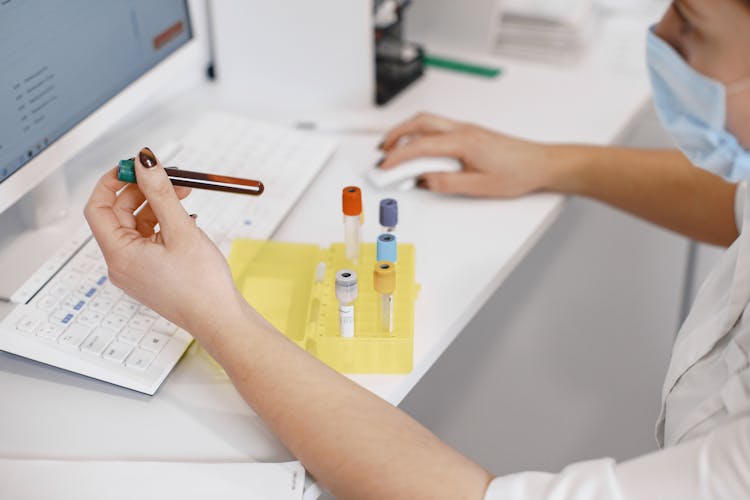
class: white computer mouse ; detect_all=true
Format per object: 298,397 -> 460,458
366,157 -> 462,190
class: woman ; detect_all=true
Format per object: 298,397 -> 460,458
85,1 -> 750,498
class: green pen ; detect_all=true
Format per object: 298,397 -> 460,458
423,54 -> 502,79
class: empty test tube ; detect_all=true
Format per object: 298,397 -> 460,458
342,187 -> 362,263
379,198 -> 398,233
336,270 -> 358,338
374,261 -> 396,333
377,233 -> 397,263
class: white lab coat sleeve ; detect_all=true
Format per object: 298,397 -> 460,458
484,415 -> 750,500
735,181 -> 747,234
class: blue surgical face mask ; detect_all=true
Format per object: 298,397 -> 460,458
646,28 -> 750,181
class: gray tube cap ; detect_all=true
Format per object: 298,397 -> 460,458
335,270 -> 358,303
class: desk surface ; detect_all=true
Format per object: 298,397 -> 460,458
0,15 -> 654,463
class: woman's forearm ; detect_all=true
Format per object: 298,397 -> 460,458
204,303 -> 493,500
545,146 -> 738,246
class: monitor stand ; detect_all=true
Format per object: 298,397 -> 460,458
0,170 -> 72,303
17,169 -> 69,229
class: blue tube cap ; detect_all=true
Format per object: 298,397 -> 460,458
379,198 -> 398,228
377,233 -> 397,262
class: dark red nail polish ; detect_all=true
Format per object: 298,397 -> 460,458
415,177 -> 428,189
376,157 -> 384,168
377,141 -> 385,150
139,147 -> 157,168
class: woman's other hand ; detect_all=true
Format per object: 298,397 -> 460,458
83,147 -> 248,345
379,112 -> 563,197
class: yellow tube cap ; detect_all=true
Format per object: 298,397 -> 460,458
374,261 -> 396,294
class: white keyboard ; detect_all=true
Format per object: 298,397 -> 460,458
0,111 -> 337,395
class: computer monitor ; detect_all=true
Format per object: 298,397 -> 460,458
0,0 -> 209,217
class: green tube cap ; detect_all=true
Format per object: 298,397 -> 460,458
117,158 -> 137,184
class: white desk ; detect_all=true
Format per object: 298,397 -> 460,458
0,13 -> 653,471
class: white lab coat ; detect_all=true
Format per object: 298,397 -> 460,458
485,183 -> 750,499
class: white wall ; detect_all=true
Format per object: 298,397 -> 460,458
398,104 -> 691,475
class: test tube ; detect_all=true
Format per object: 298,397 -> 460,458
336,270 -> 358,338
373,261 -> 396,334
377,233 -> 397,263
379,198 -> 398,233
342,187 -> 362,264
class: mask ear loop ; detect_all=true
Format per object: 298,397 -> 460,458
728,77 -> 750,96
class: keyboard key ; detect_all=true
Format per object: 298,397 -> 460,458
102,340 -> 133,363
57,271 -> 82,288
128,314 -> 154,332
49,307 -> 76,325
88,297 -> 114,314
85,246 -> 103,259
35,294 -> 59,312
50,306 -> 79,322
71,259 -> 94,274
102,314 -> 128,333
118,327 -> 145,345
139,331 -> 169,353
125,348 -> 156,371
47,284 -> 70,297
74,283 -> 94,296
151,317 -> 177,335
138,305 -> 159,318
121,295 -> 141,305
77,310 -> 104,328
37,322 -> 64,341
81,328 -> 115,356
16,316 -> 40,334
59,324 -> 92,348
98,286 -> 122,302
85,269 -> 103,282
50,307 -> 67,322
60,293 -> 86,309
112,300 -> 138,319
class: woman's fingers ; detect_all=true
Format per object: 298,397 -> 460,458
418,172 -> 498,197
133,202 -> 158,237
133,147 -> 192,243
112,184 -> 146,229
133,186 -> 192,237
114,180 -> 192,234
380,113 -> 460,151
84,167 -> 130,254
174,186 -> 192,200
380,134 -> 464,170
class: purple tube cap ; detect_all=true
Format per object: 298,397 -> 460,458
379,198 -> 398,227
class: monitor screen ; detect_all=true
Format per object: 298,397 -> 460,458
0,0 -> 192,185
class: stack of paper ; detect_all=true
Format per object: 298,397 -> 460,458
0,459 -> 306,500
494,0 -> 594,63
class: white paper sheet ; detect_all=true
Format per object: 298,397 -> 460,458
0,459 -> 305,500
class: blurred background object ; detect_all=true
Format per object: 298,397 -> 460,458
493,0 -> 594,64
374,0 -> 426,105
210,0 -> 374,112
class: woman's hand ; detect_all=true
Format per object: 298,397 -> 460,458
379,112 -> 564,197
83,147 -> 249,345
84,151 -> 495,500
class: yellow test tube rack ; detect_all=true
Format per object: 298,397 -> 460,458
228,239 -> 419,374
